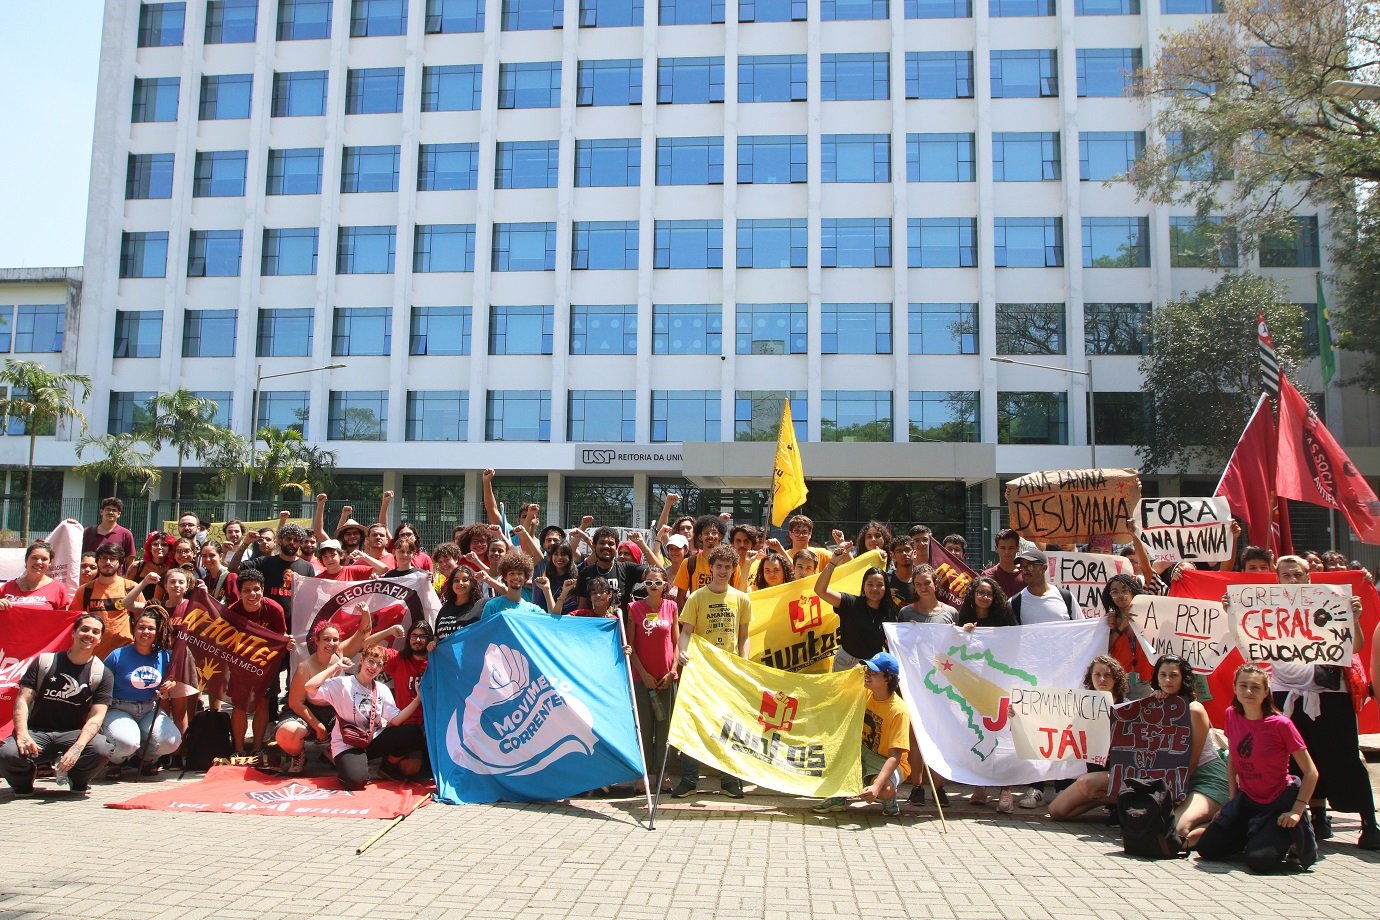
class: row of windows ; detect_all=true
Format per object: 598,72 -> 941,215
136,0 -> 1222,51
117,216 -> 1323,278
0,306 -> 66,354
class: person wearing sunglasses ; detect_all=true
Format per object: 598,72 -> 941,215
627,565 -> 679,789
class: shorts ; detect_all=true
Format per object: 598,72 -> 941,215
1188,751 -> 1231,806
276,703 -> 336,735
861,745 -> 903,788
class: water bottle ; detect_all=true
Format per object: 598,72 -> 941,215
53,768 -> 69,789
649,689 -> 666,722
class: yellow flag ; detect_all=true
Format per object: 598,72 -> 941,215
770,401 -> 807,527
162,517 -> 312,542
668,635 -> 866,798
747,550 -> 886,673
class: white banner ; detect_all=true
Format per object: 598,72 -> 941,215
1226,583 -> 1354,665
1128,594 -> 1232,675
1134,497 -> 1235,564
289,572 -> 440,668
885,619 -> 1107,786
1008,687 -> 1113,762
1046,552 -> 1133,618
0,521 -> 81,593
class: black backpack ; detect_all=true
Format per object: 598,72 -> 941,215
1010,586 -> 1075,624
1117,777 -> 1186,859
181,709 -> 234,773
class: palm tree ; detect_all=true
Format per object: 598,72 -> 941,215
0,360 -> 92,542
137,389 -> 235,517
74,432 -> 163,497
253,428 -> 338,501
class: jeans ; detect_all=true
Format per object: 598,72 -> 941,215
0,729 -> 114,793
100,700 -> 182,764
1197,776 -> 1317,872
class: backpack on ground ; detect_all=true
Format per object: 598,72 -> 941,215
1117,777 -> 1185,859
181,709 -> 234,773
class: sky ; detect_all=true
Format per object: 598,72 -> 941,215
0,4 -> 104,268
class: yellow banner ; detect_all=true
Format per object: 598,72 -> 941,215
161,517 -> 312,543
747,549 -> 885,673
668,634 -> 866,798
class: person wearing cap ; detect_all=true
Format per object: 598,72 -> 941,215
315,539 -> 388,581
813,651 -> 910,816
1009,547 -> 1080,624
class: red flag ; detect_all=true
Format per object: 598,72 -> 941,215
0,610 -> 78,736
169,588 -> 292,709
1215,394 -> 1284,554
107,765 -> 432,819
925,540 -> 979,609
1277,376 -> 1380,544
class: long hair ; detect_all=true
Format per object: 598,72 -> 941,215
1100,573 -> 1144,616
403,622 -> 433,660
1230,663 -> 1278,716
1150,654 -> 1197,701
957,576 -> 1016,627
135,605 -> 175,652
753,552 -> 791,590
1082,654 -> 1128,703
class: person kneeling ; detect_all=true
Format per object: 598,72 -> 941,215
814,652 -> 909,816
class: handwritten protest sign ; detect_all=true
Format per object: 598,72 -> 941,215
1009,687 -> 1113,762
927,540 -> 978,609
1226,583 -> 1354,665
1128,595 -> 1232,675
1107,695 -> 1193,801
1134,497 -> 1234,564
1005,468 -> 1140,545
1046,552 -> 1133,618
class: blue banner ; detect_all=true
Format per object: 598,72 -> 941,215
420,610 -> 645,804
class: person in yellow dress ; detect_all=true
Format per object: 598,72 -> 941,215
814,651 -> 910,816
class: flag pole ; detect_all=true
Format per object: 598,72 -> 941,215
924,764 -> 949,834
617,616 -> 657,830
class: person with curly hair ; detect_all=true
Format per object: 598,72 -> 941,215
98,606 -> 182,777
1148,654 -> 1229,848
1048,655 -> 1127,822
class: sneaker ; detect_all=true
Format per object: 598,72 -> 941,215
105,763 -> 124,782
882,799 -> 900,816
996,790 -> 1014,814
1312,807 -> 1333,840
68,785 -> 91,797
935,787 -> 950,806
812,797 -> 849,813
138,761 -> 162,777
1018,787 -> 1044,809
671,780 -> 697,798
907,786 -> 926,806
283,751 -> 306,775
1358,823 -> 1380,851
720,779 -> 745,799
968,788 -> 989,806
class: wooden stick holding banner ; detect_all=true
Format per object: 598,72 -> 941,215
616,616 -> 657,830
355,790 -> 429,855
923,764 -> 948,834
1225,583 -> 1355,665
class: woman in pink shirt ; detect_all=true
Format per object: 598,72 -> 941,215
626,565 -> 678,790
0,541 -> 70,613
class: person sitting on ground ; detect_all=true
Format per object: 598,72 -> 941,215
0,540 -> 70,613
1147,654 -> 1229,849
98,607 -> 182,777
1048,655 -> 1128,822
813,651 -> 910,817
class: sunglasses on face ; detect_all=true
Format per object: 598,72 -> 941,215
644,580 -> 666,588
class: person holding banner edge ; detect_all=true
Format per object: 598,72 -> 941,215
1048,655 -> 1128,822
813,651 -> 909,816
815,543 -> 896,672
1149,655 -> 1229,848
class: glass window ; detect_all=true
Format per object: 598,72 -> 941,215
279,0 -> 333,38
139,3 -> 186,46
990,0 -> 1051,14
654,221 -> 723,268
990,50 -> 1058,98
652,391 -> 720,442
1167,131 -> 1230,181
739,0 -> 805,20
199,74 -> 253,119
113,311 -> 163,359
571,305 -> 638,353
108,392 -> 156,436
495,141 -> 560,188
577,59 -> 643,106
735,391 -> 805,441
908,303 -> 977,354
13,306 -> 64,353
572,223 -> 639,270
1169,216 -> 1238,268
738,55 -> 807,103
126,153 -> 174,199
341,145 -> 400,193
328,391 -> 388,441
821,391 -> 892,442
119,232 -> 169,278
1260,216 -> 1320,268
575,138 -> 641,187
190,391 -> 233,428
822,0 -> 887,18
821,53 -> 889,101
414,225 -> 476,272
272,71 -> 328,117
1092,392 -> 1151,445
653,304 -> 722,354
262,228 -> 320,276
183,309 -> 237,358
407,391 -> 468,441
905,52 -> 973,99
502,0 -> 563,29
257,308 -> 315,357
346,67 -> 406,114
336,226 -> 397,273
205,0 -> 257,42
427,0 -> 484,30
192,150 -> 247,197
580,0 -> 643,25
907,133 -> 976,182
736,303 -> 806,354
907,218 -> 977,267
187,229 -> 242,277
1085,302 -> 1150,355
910,391 -> 979,442
257,391 -> 310,435
821,218 -> 891,268
486,391 -> 551,441
421,65 -> 482,111
351,0 -> 408,35
1077,48 -> 1141,97
418,143 -> 479,190
132,77 -> 179,122
492,223 -> 558,271
1162,0 -> 1221,11
905,0 -> 971,14
410,306 -> 471,355
736,219 -> 806,268
333,307 -> 392,356
993,132 -> 1060,181
489,305 -> 555,354
993,217 -> 1063,267
737,135 -> 806,184
996,302 -> 1065,354
657,57 -> 726,104
266,148 -> 324,195
568,391 -> 635,441
1077,0 -> 1137,11
822,303 -> 891,354
1079,131 -> 1144,180
822,134 -> 889,183
660,0 -> 725,24
656,137 -> 724,185
1082,216 -> 1150,267
998,392 -> 1068,444
498,62 -> 562,108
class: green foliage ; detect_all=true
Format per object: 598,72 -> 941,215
74,433 -> 161,496
250,428 -> 338,500
137,389 -> 244,515
0,360 -> 91,542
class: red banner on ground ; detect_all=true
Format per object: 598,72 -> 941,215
0,610 -> 78,736
168,589 -> 291,709
106,766 -> 433,819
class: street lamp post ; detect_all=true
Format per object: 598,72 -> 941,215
1323,80 -> 1380,102
989,356 -> 1097,469
247,362 -> 346,504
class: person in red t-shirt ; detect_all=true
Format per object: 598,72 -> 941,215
315,539 -> 386,581
383,623 -> 431,729
981,528 -> 1025,600
223,569 -> 288,753
626,565 -> 677,786
81,497 -> 136,563
0,540 -> 70,613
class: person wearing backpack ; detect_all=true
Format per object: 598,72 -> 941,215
1009,548 -> 1080,624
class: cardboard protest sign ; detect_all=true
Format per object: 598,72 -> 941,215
927,540 -> 978,609
1128,595 -> 1232,676
1009,687 -> 1113,762
1134,497 -> 1235,564
1107,695 -> 1193,801
1005,469 -> 1140,545
1046,552 -> 1133,618
1226,583 -> 1355,665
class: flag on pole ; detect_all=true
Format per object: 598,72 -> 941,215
1215,394 -> 1285,554
770,400 -> 808,527
1316,274 -> 1336,387
1257,311 -> 1280,399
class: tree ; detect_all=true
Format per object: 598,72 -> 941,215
1128,0 -> 1380,383
1137,274 -> 1306,474
0,360 -> 91,543
137,389 -> 241,517
74,432 -> 162,497
249,428 -> 337,501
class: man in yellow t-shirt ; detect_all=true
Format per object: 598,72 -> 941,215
814,651 -> 909,816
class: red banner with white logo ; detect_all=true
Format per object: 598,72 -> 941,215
0,610 -> 78,737
168,588 -> 291,709
1277,375 -> 1380,544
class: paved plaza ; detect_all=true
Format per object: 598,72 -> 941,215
2,763 -> 1379,920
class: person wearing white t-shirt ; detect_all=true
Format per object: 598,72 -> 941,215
1011,548 -> 1082,624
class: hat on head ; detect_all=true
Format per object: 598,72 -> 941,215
317,539 -> 342,553
666,534 -> 690,551
618,540 -> 643,564
1015,547 -> 1047,566
863,652 -> 899,679
336,518 -> 367,540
